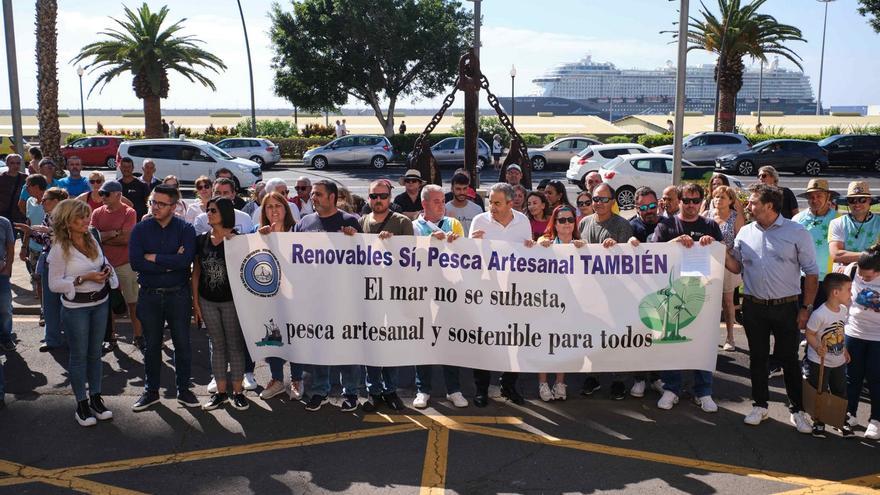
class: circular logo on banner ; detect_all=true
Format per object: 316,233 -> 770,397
240,249 -> 281,297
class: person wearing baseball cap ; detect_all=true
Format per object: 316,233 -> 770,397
829,181 -> 880,272
394,169 -> 425,220
504,164 -> 525,188
793,179 -> 841,307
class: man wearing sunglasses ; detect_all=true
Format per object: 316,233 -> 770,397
829,181 -> 880,272
291,177 -> 314,216
394,169 -> 426,220
628,187 -> 662,246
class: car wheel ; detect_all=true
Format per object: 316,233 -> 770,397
874,157 -> 880,173
531,156 -> 546,171
804,160 -> 822,177
736,160 -> 754,176
371,155 -> 387,169
249,155 -> 265,166
616,186 -> 636,210
312,156 -> 327,170
105,156 -> 116,169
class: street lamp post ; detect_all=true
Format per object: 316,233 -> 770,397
510,65 -> 516,126
236,0 -> 257,136
77,66 -> 85,133
672,0 -> 689,186
756,58 -> 763,127
816,0 -> 835,116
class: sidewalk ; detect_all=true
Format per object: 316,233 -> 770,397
10,240 -> 40,316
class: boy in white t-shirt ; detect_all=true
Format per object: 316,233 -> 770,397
804,272 -> 852,438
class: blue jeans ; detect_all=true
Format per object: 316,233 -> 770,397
268,358 -> 304,382
0,275 -> 11,345
846,335 -> 880,421
39,254 -> 65,347
63,301 -> 109,402
137,287 -> 193,393
308,365 -> 360,398
364,366 -> 399,396
415,365 -> 462,395
661,370 -> 713,398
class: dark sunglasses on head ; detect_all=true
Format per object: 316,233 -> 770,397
89,179 -> 103,184
638,202 -> 658,211
577,200 -> 592,207
206,207 -> 219,214
757,173 -> 770,178
369,193 -> 390,200
593,197 -> 612,204
196,184 -> 212,190
681,198 -> 702,205
555,216 -> 576,224
847,197 -> 869,204
277,190 -> 289,196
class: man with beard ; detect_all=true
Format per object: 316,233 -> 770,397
445,173 -> 484,234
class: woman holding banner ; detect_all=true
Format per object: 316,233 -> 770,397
536,205 -> 586,401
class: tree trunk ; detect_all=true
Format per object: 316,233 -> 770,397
36,0 -> 62,171
365,92 -> 396,137
143,95 -> 163,138
717,56 -> 745,133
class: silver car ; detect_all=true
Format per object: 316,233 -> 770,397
652,132 -> 751,165
530,136 -> 602,171
303,134 -> 394,169
428,137 -> 490,169
215,138 -> 281,168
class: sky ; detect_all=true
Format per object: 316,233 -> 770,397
0,0 -> 878,111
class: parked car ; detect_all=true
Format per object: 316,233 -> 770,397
566,143 -> 651,190
62,135 -> 124,169
414,137 -> 490,170
715,139 -> 828,177
530,135 -> 601,171
116,137 -> 262,190
0,135 -> 31,159
600,153 -> 743,209
303,134 -> 394,170
652,132 -> 751,165
215,137 -> 281,168
818,134 -> 880,172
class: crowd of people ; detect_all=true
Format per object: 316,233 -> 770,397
0,152 -> 877,441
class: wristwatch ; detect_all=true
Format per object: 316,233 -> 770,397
74,276 -> 83,286
801,304 -> 813,311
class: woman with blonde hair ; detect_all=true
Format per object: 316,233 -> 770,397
160,175 -> 187,218
77,172 -> 133,211
704,185 -> 745,351
757,165 -> 799,218
185,176 -> 213,224
47,199 -> 118,426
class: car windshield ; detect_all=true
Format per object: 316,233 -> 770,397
204,143 -> 234,161
817,136 -> 836,147
751,141 -> 774,151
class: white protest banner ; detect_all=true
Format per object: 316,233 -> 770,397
226,233 -> 724,373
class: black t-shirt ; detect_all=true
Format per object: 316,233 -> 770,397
120,178 -> 148,220
393,191 -> 422,214
629,216 -> 659,243
781,187 -> 798,219
195,232 -> 233,303
141,177 -> 161,194
652,215 -> 723,243
294,210 -> 363,233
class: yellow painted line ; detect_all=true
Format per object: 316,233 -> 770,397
0,459 -> 147,494
418,422 -> 450,495
772,472 -> 880,495
363,414 -> 524,425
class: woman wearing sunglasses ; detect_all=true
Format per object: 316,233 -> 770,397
76,173 -> 134,212
575,190 -> 593,220
536,205 -> 585,401
757,166 -> 798,219
185,176 -> 213,224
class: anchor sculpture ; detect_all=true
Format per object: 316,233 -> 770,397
409,48 -> 532,190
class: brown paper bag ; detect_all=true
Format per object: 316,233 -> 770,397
802,357 -> 848,428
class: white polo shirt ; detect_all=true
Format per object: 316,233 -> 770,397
468,210 -> 532,243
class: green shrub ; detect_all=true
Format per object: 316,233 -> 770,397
451,116 -> 509,144
301,123 -> 335,138
604,135 -> 636,144
65,133 -> 87,144
273,137 -> 335,159
234,118 -> 298,138
638,134 -> 674,148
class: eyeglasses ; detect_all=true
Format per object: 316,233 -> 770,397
206,207 -> 219,214
757,173 -> 770,179
593,197 -> 612,204
369,193 -> 390,200
196,183 -> 212,190
404,178 -> 421,184
681,198 -> 702,205
847,197 -> 869,204
576,200 -> 592,207
89,179 -> 103,184
277,189 -> 289,196
149,199 -> 173,209
294,186 -> 309,191
98,191 -> 110,197
555,216 -> 576,224
638,202 -> 658,211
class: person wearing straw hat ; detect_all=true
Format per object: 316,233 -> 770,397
394,169 -> 425,221
829,181 -> 880,272
793,179 -> 841,308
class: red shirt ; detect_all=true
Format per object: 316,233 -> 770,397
89,204 -> 136,267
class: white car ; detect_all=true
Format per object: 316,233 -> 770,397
599,153 -> 743,209
566,143 -> 651,190
116,137 -> 262,191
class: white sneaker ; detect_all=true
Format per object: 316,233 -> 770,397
259,379 -> 285,400
538,382 -> 554,402
744,406 -> 769,425
846,412 -> 859,428
487,385 -> 502,399
289,381 -> 303,401
650,379 -> 665,395
790,411 -> 812,434
694,395 -> 718,413
243,373 -> 258,391
413,392 -> 430,409
865,419 -> 880,440
630,380 -> 646,398
207,377 -> 218,394
552,382 -> 567,401
657,390 -> 679,410
722,341 -> 735,352
446,392 -> 468,408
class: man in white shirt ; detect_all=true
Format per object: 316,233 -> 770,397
445,173 -> 483,234
193,178 -> 254,234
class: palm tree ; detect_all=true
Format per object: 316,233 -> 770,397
71,3 -> 226,138
684,0 -> 806,132
36,0 -> 62,169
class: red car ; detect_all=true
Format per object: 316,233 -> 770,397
62,136 -> 124,169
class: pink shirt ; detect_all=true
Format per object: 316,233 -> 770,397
89,204 -> 136,267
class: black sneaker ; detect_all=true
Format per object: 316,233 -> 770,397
202,393 -> 228,411
75,399 -> 97,427
768,365 -> 784,379
581,376 -> 601,396
229,393 -> 249,411
304,394 -> 329,412
362,394 -> 382,412
340,395 -> 359,412
177,389 -> 200,408
89,394 -> 113,420
383,392 -> 405,411
812,423 -> 826,438
610,381 -> 626,400
102,340 -> 118,355
500,386 -> 525,405
473,394 -> 489,408
39,343 -> 58,353
132,390 -> 160,412
839,424 -> 855,438
133,336 -> 146,351
0,340 -> 16,352
38,312 -> 45,326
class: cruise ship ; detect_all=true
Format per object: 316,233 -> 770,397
498,56 -> 816,119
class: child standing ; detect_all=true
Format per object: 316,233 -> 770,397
804,272 -> 852,438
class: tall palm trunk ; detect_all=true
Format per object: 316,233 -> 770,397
717,56 -> 744,132
142,96 -> 163,138
36,0 -> 62,170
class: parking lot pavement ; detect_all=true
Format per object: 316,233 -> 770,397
2,313 -> 879,494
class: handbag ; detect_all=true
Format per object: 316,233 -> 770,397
802,356 -> 848,428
